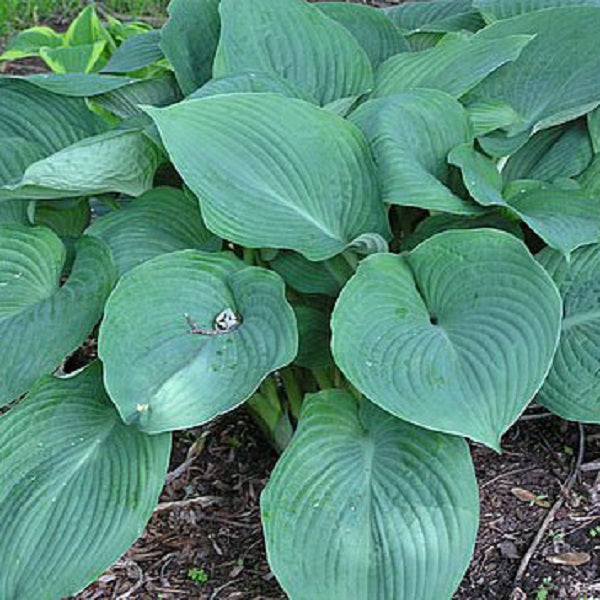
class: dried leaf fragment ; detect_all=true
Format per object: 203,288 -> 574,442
546,552 -> 591,566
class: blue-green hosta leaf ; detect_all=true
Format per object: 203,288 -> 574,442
471,8 -> 600,134
99,250 -> 297,433
384,0 -> 485,33
0,225 -> 116,406
350,89 -> 482,215
102,29 -> 164,73
502,122 -> 593,183
537,245 -> 600,422
93,74 -> 182,118
474,0 -> 600,23
0,362 -> 170,599
147,94 -> 389,261
331,229 -> 561,449
0,26 -> 62,61
189,71 -> 313,102
402,212 -> 522,251
87,186 -> 220,277
506,183 -> 600,256
316,2 -> 409,67
159,0 -> 221,95
35,198 -> 90,255
39,41 -> 107,74
0,129 -> 162,200
0,201 -> 30,225
261,390 -> 479,600
373,31 -> 532,99
589,106 -> 600,153
269,252 -> 351,298
294,305 -> 332,369
467,100 -> 522,137
0,79 -> 106,189
477,129 -> 530,158
11,73 -> 139,96
213,0 -> 373,105
578,154 -> 600,197
448,142 -> 506,206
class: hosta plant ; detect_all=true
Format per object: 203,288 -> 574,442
1,0 -> 600,598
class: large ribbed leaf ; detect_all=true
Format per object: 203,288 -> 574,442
0,225 -> 116,406
102,29 -> 164,73
373,31 -> 531,99
474,0 -> 600,22
589,106 -> 600,153
331,229 -> 561,449
537,245 -> 600,422
316,2 -> 409,68
159,0 -> 221,95
0,201 -> 29,225
502,122 -> 593,183
467,100 -> 522,137
87,186 -> 220,277
506,183 -> 600,256
0,79 -> 106,189
384,0 -> 484,33
213,0 -> 373,105
99,250 -> 297,433
0,362 -> 170,599
146,94 -> 389,261
350,89 -> 482,215
0,129 -> 162,200
94,74 -> 181,118
261,390 -> 479,600
471,8 -> 600,133
13,73 -> 139,96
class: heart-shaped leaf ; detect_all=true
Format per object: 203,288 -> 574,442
146,93 -> 389,261
0,225 -> 116,406
213,0 -> 373,105
261,390 -> 479,599
99,250 -> 297,433
331,229 -> 562,449
86,187 -> 220,277
0,362 -> 170,599
350,89 -> 482,215
537,245 -> 600,422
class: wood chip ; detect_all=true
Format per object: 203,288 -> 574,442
546,552 -> 591,566
511,487 -> 551,507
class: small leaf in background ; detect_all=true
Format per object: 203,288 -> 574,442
261,390 -> 479,600
0,26 -> 62,61
99,251 -> 297,433
0,362 -> 170,599
546,552 -> 591,566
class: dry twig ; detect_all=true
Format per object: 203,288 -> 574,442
510,423 -> 585,599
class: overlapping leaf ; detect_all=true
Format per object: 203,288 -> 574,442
0,225 -> 116,406
102,29 -> 164,73
0,363 -> 170,599
213,0 -> 373,105
471,8 -> 600,133
147,93 -> 389,261
262,390 -> 479,600
331,229 -> 562,449
86,186 -> 220,277
474,0 -> 600,23
350,89 -> 482,214
537,245 -> 600,422
373,31 -> 532,99
99,250 -> 297,433
384,0 -> 484,33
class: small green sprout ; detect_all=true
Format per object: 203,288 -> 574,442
187,567 -> 209,584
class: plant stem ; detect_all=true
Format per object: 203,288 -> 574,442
312,367 -> 333,390
341,249 -> 359,271
281,367 -> 303,420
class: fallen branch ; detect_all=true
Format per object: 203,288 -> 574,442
510,422 -> 585,598
154,495 -> 220,512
